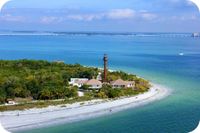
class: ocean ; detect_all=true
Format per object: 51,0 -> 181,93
0,32 -> 200,133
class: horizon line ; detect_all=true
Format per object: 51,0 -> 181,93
0,30 -> 197,34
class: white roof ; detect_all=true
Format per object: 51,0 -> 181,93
71,78 -> 88,80
111,79 -> 135,86
86,79 -> 102,86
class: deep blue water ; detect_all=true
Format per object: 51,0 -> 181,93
0,33 -> 200,133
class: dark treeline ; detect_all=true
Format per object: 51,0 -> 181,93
0,60 -> 98,103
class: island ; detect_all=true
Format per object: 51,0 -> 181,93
0,55 -> 169,131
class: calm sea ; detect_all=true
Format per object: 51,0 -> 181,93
0,33 -> 200,133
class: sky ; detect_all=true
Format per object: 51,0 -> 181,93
0,0 -> 200,32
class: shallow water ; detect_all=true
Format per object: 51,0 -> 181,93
0,33 -> 200,133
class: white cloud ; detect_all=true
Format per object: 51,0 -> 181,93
67,13 -> 104,21
171,15 -> 198,20
40,16 -> 63,24
139,11 -> 157,20
0,14 -> 25,22
106,9 -> 135,19
66,9 -> 137,21
37,9 -> 158,23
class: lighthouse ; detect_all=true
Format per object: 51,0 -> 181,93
103,54 -> 108,82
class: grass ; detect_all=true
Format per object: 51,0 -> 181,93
0,96 -> 93,112
0,89 -> 149,112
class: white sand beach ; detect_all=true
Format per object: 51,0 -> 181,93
0,83 -> 170,132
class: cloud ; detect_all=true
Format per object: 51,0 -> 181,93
65,9 -> 156,21
139,11 -> 157,20
67,13 -> 104,21
0,14 -> 25,22
40,16 -> 63,24
171,15 -> 198,20
1,8 -> 158,24
64,9 -> 136,21
37,9 -> 158,23
106,9 -> 135,19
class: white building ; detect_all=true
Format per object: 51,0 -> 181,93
78,91 -> 84,97
110,79 -> 135,88
70,78 -> 135,90
5,99 -> 17,105
96,72 -> 102,81
86,79 -> 102,89
69,78 -> 89,87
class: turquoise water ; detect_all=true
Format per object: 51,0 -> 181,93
0,33 -> 200,133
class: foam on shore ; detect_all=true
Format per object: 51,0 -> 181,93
0,83 -> 171,132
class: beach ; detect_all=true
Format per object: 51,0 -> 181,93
0,83 -> 170,132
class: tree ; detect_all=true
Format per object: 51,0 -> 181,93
97,91 -> 107,99
0,89 -> 6,103
6,87 -> 15,98
14,87 -> 25,97
80,84 -> 91,91
52,87 -> 66,99
65,86 -> 78,98
39,89 -> 51,100
108,89 -> 121,98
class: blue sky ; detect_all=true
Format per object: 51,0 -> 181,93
0,0 -> 200,32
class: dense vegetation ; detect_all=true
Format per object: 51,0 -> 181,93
0,60 -> 150,111
0,60 -> 98,103
83,83 -> 150,100
106,71 -> 138,81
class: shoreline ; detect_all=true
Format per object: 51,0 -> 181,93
0,83 -> 171,132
